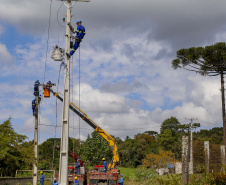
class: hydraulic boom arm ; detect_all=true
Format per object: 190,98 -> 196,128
49,88 -> 119,168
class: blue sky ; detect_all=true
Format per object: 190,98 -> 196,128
0,0 -> 226,142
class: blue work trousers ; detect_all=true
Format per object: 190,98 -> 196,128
33,109 -> 36,116
40,181 -> 44,185
70,40 -> 81,56
76,168 -> 80,174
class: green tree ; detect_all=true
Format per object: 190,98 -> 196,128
172,42 -> 226,147
160,117 -> 181,136
193,127 -> 223,144
39,138 -> 61,170
158,129 -> 175,151
81,131 -> 113,166
0,119 -> 34,176
118,133 -> 158,167
144,131 -> 158,136
158,117 -> 183,159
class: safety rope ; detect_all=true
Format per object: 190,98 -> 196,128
72,54 -> 76,166
78,46 -> 81,156
43,0 -> 53,83
51,64 -> 62,173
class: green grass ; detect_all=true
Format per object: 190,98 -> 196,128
117,167 -> 136,179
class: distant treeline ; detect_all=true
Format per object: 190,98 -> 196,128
0,117 -> 223,176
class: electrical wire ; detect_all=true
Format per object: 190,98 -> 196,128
38,123 -> 161,130
51,64 -> 63,172
57,3 -> 65,28
78,46 -> 81,156
72,54 -> 75,166
43,0 -> 53,83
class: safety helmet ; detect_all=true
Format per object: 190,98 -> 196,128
74,176 -> 77,180
54,178 -> 56,181
34,98 -> 36,101
76,20 -> 82,24
102,158 -> 105,160
40,171 -> 43,174
121,174 -> 123,177
77,159 -> 80,161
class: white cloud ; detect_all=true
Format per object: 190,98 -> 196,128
73,83 -> 127,113
1,0 -> 226,141
0,42 -> 12,65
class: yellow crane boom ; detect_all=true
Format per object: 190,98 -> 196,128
48,88 -> 119,168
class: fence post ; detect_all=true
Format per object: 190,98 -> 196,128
182,136 -> 189,185
221,145 -> 225,172
204,141 -> 210,173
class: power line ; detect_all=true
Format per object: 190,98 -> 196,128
43,0 -> 53,83
57,3 -> 65,28
38,123 -> 160,130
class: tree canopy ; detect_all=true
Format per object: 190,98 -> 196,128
172,42 -> 226,76
172,42 -> 226,147
0,117 -> 224,176
0,119 -> 34,176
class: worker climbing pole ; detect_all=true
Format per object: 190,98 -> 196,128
32,80 -> 41,185
32,80 -> 55,185
66,20 -> 86,58
49,1 -> 90,185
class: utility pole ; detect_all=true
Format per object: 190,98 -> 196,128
182,136 -> 189,185
185,118 -> 199,175
33,96 -> 41,185
189,119 -> 194,175
58,1 -> 89,185
58,1 -> 71,184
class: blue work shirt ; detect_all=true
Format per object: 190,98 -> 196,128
72,180 -> 79,185
103,161 -> 107,168
35,80 -> 40,87
52,181 -> 58,185
76,162 -> 81,174
40,174 -> 45,182
75,25 -> 85,39
119,177 -> 123,185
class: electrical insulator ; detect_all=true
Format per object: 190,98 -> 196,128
50,45 -> 64,61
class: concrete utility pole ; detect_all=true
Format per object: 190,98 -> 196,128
189,122 -> 193,175
204,141 -> 210,173
58,1 -> 89,185
33,97 -> 41,185
58,1 -> 71,184
221,145 -> 226,166
185,118 -> 198,175
189,119 -> 196,175
182,136 -> 189,185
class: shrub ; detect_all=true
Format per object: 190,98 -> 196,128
135,167 -> 159,185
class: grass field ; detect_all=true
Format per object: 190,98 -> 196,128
117,167 -> 137,179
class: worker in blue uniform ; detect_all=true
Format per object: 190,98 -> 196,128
72,176 -> 79,185
102,158 -> 107,173
40,171 -> 45,185
76,159 -> 81,174
52,178 -> 58,185
34,80 -> 40,96
67,20 -> 85,58
118,174 -> 123,185
32,98 -> 36,116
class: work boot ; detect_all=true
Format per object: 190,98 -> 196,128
66,53 -> 71,58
